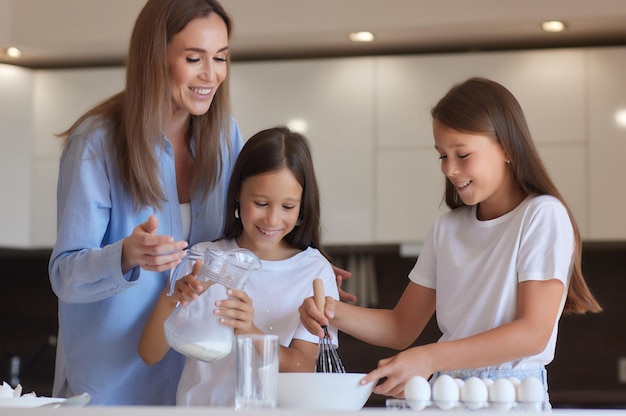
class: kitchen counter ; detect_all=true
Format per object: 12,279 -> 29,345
3,407 -> 626,416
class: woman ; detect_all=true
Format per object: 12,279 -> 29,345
49,0 -> 240,405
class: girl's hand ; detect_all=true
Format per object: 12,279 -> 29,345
171,259 -> 207,305
215,289 -> 257,334
298,295 -> 336,339
122,214 -> 188,273
361,346 -> 434,399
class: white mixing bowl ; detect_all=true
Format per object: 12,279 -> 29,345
277,372 -> 376,411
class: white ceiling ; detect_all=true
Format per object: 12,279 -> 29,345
1,0 -> 626,68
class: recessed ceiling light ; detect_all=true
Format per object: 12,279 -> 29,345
5,47 -> 22,58
615,109 -> 626,129
287,118 -> 308,134
541,20 -> 566,33
348,31 -> 375,43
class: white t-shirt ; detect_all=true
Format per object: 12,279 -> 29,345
409,195 -> 573,371
176,238 -> 339,407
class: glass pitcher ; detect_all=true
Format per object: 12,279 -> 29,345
163,243 -> 262,362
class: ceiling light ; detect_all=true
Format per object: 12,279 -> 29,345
348,31 -> 375,43
5,47 -> 22,58
541,21 -> 566,33
615,109 -> 626,129
286,118 -> 308,134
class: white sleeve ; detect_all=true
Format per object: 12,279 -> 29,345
517,198 -> 574,286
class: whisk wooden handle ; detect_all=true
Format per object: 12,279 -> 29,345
313,278 -> 325,314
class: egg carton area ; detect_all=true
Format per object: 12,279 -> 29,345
386,398 -> 545,412
392,374 -> 548,412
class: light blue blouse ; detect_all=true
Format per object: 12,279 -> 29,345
48,116 -> 243,405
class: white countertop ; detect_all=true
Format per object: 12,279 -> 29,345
2,407 -> 626,416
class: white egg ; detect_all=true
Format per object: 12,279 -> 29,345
454,378 -> 465,389
460,377 -> 488,409
432,374 -> 459,410
518,376 -> 544,403
481,378 -> 494,388
508,376 -> 521,387
489,378 -> 516,411
508,377 -> 521,400
404,376 -> 431,411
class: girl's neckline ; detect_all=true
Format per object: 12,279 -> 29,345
233,238 -> 302,262
472,194 -> 532,225
475,190 -> 530,221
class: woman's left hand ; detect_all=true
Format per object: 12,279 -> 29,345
332,264 -> 357,303
214,289 -> 257,334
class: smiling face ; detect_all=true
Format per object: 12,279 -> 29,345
167,13 -> 229,118
434,119 -> 520,220
236,168 -> 303,260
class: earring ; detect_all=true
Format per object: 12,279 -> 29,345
234,205 -> 240,219
505,160 -> 511,164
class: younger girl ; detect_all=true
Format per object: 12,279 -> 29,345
139,126 -> 340,407
299,77 -> 601,407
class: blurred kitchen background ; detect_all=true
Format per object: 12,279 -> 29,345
1,0 -> 625,408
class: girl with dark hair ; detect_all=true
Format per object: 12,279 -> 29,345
299,77 -> 601,409
139,127 -> 339,406
49,0 -> 242,405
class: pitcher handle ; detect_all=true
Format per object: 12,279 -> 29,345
167,251 -> 196,296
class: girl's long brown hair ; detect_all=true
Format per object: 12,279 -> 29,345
222,127 -> 329,260
431,77 -> 601,314
58,0 -> 233,209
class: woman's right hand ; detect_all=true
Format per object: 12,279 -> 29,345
298,295 -> 337,339
121,214 -> 188,273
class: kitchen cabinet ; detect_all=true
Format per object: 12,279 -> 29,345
5,47 -> 626,246
4,244 -> 625,408
231,58 -> 376,244
375,149 -> 445,242
29,68 -> 125,247
374,49 -> 589,243
587,48 -> 626,239
230,48 -> 592,245
0,64 -> 33,247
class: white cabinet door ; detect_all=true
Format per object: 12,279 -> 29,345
0,65 -> 33,247
376,149 -> 446,243
31,67 -> 125,247
231,58 -> 376,244
374,49 -> 587,242
23,47 -> 626,247
587,47 -> 626,239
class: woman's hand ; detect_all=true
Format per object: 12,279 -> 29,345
122,214 -> 188,273
333,265 -> 357,303
214,289 -> 258,335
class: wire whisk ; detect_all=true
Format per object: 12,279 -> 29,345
313,278 -> 346,373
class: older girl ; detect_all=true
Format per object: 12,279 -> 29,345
299,77 -> 601,409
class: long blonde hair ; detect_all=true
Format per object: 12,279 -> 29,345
58,0 -> 233,209
431,77 -> 602,315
